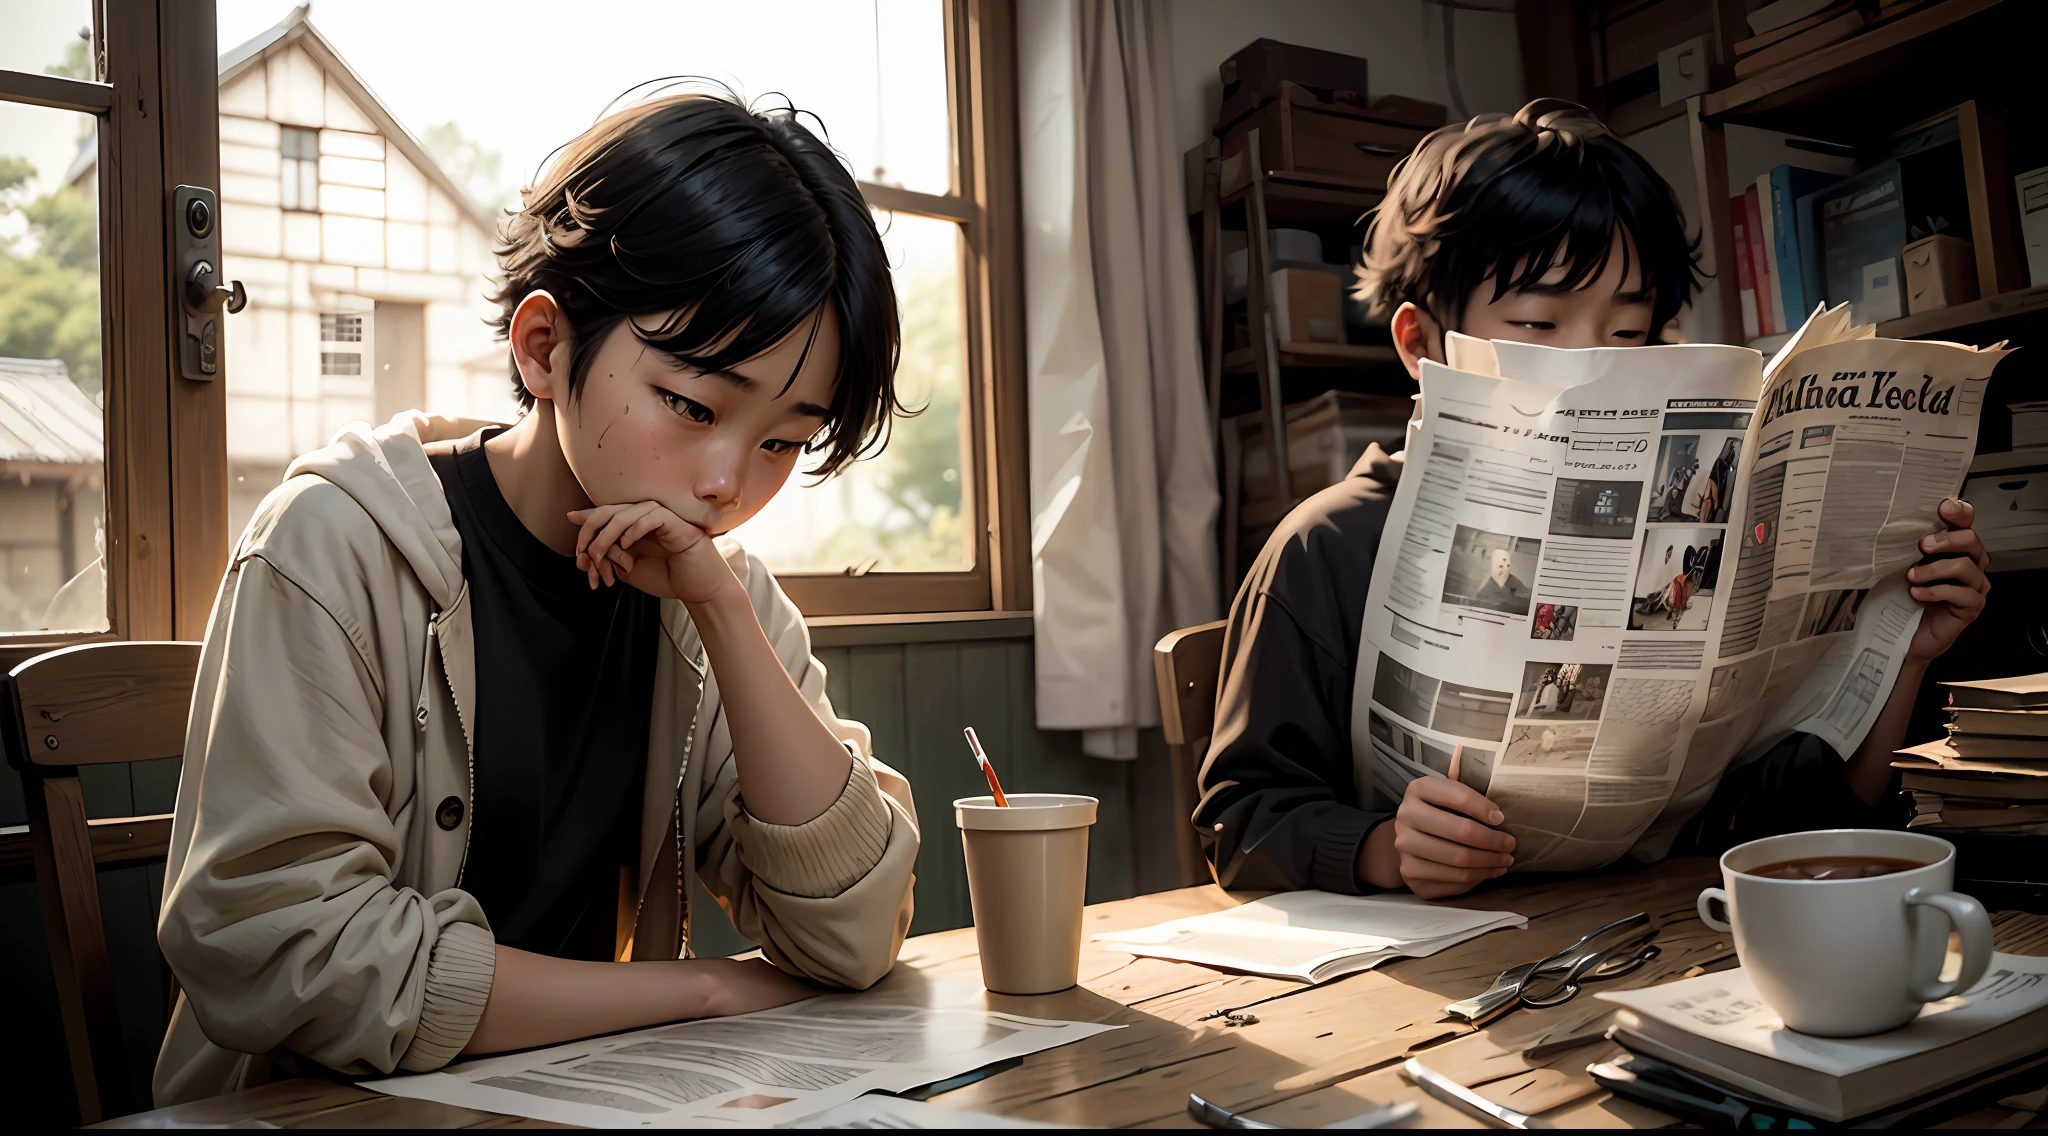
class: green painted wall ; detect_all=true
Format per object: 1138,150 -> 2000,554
0,629 -> 1186,1122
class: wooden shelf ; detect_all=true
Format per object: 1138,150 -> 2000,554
1223,342 -> 1400,373
1219,168 -> 1385,225
1701,0 -> 2022,137
1878,285 -> 2048,340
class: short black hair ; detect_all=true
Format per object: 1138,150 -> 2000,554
490,88 -> 901,476
1358,98 -> 1703,339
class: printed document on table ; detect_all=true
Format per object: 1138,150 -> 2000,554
789,1095 -> 1076,1127
363,998 -> 1120,1128
1090,892 -> 1524,983
1347,306 -> 2004,872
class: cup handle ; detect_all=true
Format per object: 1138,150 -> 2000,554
1696,887 -> 1733,933
1904,888 -> 1994,1003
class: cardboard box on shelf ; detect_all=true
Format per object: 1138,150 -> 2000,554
1271,268 -> 1343,345
1215,39 -> 1369,133
1903,234 -> 1978,314
1235,390 -> 1412,505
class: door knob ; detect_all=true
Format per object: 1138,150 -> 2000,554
185,260 -> 247,314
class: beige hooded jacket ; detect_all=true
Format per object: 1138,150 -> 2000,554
153,414 -> 918,1106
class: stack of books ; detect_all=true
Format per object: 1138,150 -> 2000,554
1598,956 -> 2048,1123
1896,673 -> 2048,835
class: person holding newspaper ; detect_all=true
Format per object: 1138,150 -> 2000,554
1193,100 -> 1990,900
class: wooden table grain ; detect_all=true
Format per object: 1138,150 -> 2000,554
94,858 -> 2048,1129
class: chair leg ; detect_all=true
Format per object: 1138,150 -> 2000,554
26,772 -> 130,1123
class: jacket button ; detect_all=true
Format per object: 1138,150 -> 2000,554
435,796 -> 465,830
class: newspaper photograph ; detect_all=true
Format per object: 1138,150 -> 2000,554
1349,306 -> 2005,872
363,997 -> 1120,1128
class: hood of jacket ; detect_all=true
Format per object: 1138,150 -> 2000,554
280,412 -> 499,610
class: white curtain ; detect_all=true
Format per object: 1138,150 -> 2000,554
1020,0 -> 1219,759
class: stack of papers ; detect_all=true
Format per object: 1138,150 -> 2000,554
1090,892 -> 1525,983
1598,954 -> 2048,1122
366,998 -> 1119,1127
1898,672 -> 2048,834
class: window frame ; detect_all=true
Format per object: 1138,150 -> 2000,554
774,0 -> 1029,617
0,0 -> 1022,664
0,0 -> 228,670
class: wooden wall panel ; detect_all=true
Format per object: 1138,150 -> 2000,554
693,636 -> 1156,954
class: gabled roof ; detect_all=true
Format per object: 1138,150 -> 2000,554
0,358 -> 102,466
218,5 -> 497,234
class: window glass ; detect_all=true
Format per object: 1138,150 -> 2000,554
732,210 -> 970,572
0,98 -> 108,632
0,3 -> 96,88
211,0 -> 971,580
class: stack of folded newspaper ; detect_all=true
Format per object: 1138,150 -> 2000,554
1896,673 -> 2048,834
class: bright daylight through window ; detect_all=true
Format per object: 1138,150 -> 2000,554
207,0 -> 973,584
0,11 -> 107,633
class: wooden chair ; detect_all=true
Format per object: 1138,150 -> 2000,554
2,641 -> 201,1123
1152,620 -> 1228,887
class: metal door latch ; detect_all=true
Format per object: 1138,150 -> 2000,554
172,185 -> 245,380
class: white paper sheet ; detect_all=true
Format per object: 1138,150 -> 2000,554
363,998 -> 1120,1128
1089,891 -> 1525,983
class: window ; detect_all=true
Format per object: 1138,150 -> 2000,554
320,312 -> 362,341
212,0 -> 1027,617
280,124 -> 317,211
319,351 -> 362,375
0,5 -> 228,665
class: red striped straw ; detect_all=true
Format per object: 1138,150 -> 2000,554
963,727 -> 1009,807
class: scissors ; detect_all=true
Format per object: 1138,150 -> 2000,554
1445,913 -> 1660,1024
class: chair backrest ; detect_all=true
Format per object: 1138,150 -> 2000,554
1152,620 -> 1227,887
3,641 -> 201,1123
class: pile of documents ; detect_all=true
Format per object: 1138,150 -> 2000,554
1598,953 -> 2048,1122
1089,892 -> 1524,984
1896,673 -> 2048,834
365,998 -> 1119,1127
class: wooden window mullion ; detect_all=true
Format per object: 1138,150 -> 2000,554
160,0 -> 229,639
100,0 -> 177,642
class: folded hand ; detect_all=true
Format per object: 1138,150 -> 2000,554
568,500 -> 739,605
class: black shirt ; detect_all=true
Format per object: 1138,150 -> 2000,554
1192,447 -> 1904,893
429,430 -> 660,960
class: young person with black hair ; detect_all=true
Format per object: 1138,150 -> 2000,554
1195,100 -> 1990,901
154,92 -> 919,1104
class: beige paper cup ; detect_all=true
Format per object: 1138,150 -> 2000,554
955,793 -> 1098,995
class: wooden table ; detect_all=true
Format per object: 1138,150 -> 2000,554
97,858 -> 2048,1129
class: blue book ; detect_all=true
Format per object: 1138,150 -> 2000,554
1770,165 -> 1843,328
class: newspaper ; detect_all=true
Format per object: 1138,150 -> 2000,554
364,998 -> 1119,1128
1350,306 -> 2005,872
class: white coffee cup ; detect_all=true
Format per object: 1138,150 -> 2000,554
1696,828 -> 1992,1037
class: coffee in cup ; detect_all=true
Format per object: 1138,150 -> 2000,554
955,793 -> 1098,995
1696,829 -> 1992,1037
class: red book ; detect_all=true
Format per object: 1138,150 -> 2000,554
1742,187 -> 1774,336
1730,195 -> 1758,341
